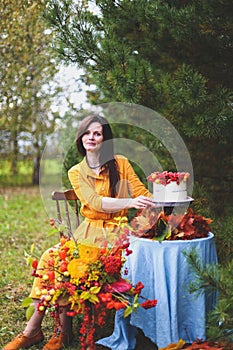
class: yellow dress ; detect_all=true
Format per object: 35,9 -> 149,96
29,155 -> 151,298
68,155 -> 152,244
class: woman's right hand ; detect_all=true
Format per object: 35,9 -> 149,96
130,196 -> 155,209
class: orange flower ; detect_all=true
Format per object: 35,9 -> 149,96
67,259 -> 88,279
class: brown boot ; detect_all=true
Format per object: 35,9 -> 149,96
42,330 -> 74,350
3,330 -> 44,350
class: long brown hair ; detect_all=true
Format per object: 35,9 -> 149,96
76,114 -> 120,197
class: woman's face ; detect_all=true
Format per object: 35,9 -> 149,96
82,122 -> 104,153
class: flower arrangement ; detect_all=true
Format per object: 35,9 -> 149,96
23,218 -> 157,350
131,207 -> 212,241
147,171 -> 190,185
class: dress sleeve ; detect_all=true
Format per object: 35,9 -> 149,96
124,158 -> 153,198
68,166 -> 103,212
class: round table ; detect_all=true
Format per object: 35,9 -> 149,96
97,233 -> 218,349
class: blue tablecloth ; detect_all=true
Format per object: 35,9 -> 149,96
97,233 -> 218,349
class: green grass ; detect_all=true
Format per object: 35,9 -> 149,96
0,187 -> 57,348
0,187 -> 114,349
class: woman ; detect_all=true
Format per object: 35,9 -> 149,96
4,114 -> 154,350
68,114 -> 154,245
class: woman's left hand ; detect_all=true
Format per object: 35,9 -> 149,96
130,196 -> 155,209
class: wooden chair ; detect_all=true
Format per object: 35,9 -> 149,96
51,189 -> 80,237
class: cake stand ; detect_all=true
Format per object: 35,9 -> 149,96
153,196 -> 194,215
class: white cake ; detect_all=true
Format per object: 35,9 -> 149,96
148,171 -> 190,203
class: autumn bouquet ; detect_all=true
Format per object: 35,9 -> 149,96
131,207 -> 212,241
24,218 -> 157,350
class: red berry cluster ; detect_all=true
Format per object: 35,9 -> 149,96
141,299 -> 158,309
100,252 -> 122,276
98,292 -> 126,311
79,306 -> 95,350
133,281 -> 144,295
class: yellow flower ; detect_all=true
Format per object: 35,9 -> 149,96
67,259 -> 88,279
78,244 -> 101,263
64,240 -> 77,251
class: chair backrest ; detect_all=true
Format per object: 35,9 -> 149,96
51,189 -> 80,238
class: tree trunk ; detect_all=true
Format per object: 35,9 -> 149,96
32,139 -> 41,185
10,129 -> 19,175
32,155 -> 40,185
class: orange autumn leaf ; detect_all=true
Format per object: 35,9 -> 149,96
184,341 -> 224,350
159,338 -> 186,350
